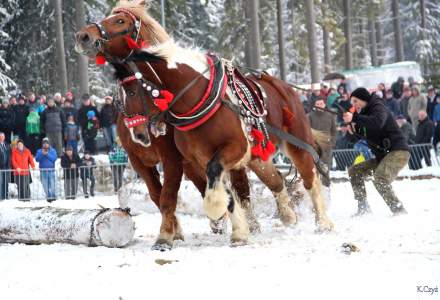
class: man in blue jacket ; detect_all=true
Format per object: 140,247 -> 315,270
35,138 -> 57,202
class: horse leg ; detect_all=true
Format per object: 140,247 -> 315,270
230,168 -> 261,233
284,144 -> 334,232
152,160 -> 184,251
128,154 -> 162,208
204,148 -> 250,244
248,160 -> 297,226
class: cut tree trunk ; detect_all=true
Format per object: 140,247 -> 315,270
0,207 -> 135,248
305,0 -> 320,83
75,0 -> 89,96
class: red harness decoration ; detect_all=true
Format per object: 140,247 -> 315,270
174,55 -> 227,131
250,129 -> 276,162
96,55 -> 106,65
154,90 -> 174,112
124,115 -> 148,128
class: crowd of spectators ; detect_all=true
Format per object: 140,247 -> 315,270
0,91 -> 126,202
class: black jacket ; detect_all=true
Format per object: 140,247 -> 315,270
40,106 -> 66,134
61,153 -> 81,179
0,107 -> 15,131
13,104 -> 29,134
100,104 -> 118,128
415,118 -> 434,144
80,156 -> 96,178
351,95 -> 409,161
77,105 -> 100,131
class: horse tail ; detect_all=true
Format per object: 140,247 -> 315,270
311,129 -> 331,159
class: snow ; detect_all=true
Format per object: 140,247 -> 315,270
1,178 -> 439,300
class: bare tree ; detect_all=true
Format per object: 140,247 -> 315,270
368,2 -> 378,66
420,0 -> 426,38
343,0 -> 353,70
244,0 -> 261,69
305,0 -> 320,83
54,0 -> 68,93
276,0 -> 286,80
375,20 -> 384,65
322,0 -> 331,73
75,0 -> 89,95
391,0 -> 405,62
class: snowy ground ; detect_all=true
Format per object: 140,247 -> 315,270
0,178 -> 439,300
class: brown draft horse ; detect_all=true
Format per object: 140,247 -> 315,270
115,114 -> 208,250
75,0 -> 334,244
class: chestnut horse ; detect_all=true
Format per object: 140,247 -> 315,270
75,0 -> 334,245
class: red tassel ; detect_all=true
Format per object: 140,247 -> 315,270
154,90 -> 175,112
95,55 -> 106,65
159,90 -> 175,103
251,143 -> 263,158
154,99 -> 169,111
282,107 -> 294,128
261,148 -> 271,162
124,36 -> 139,49
251,129 -> 265,143
265,140 -> 276,155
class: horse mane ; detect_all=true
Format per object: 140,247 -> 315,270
113,0 -> 170,46
111,63 -> 131,82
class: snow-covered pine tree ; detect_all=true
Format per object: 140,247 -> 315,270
0,3 -> 17,96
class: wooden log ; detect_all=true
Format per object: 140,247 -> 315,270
0,207 -> 135,248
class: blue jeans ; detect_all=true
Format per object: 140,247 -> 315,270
41,170 -> 56,200
0,170 -> 10,200
66,140 -> 78,154
103,125 -> 117,149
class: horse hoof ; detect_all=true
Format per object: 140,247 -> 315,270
279,208 -> 298,227
151,240 -> 173,252
230,238 -> 248,247
210,219 -> 227,235
173,233 -> 185,242
315,219 -> 334,233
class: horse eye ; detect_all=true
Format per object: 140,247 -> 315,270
117,19 -> 125,25
128,91 -> 135,97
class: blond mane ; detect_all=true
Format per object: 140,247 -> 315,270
112,0 -> 170,46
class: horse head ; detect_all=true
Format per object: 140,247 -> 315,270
75,0 -> 170,62
113,63 -> 158,148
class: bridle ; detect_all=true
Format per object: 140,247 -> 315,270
91,8 -> 142,63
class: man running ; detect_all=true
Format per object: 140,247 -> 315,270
343,87 -> 410,216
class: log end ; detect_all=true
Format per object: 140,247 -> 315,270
94,210 -> 135,248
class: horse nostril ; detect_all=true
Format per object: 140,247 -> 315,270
81,33 -> 90,44
136,133 -> 146,141
76,32 -> 90,45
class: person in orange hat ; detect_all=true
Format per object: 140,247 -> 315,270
11,139 -> 35,201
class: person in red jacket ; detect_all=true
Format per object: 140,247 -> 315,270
11,139 -> 35,201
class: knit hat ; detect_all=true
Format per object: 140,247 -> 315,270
350,88 -> 372,103
42,138 -> 50,145
65,145 -> 73,151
